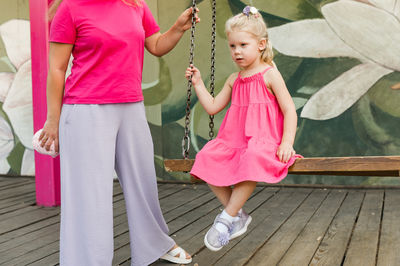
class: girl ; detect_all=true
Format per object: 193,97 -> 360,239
40,0 -> 197,264
185,6 -> 301,251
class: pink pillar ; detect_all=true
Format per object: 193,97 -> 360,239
29,0 -> 61,206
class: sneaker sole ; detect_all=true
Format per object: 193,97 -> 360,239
204,231 -> 224,252
230,215 -> 252,240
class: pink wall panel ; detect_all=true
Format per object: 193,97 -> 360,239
29,0 -> 60,206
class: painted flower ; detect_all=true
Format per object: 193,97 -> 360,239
0,19 -> 34,175
268,0 -> 400,120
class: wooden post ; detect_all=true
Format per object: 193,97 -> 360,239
29,0 -> 60,206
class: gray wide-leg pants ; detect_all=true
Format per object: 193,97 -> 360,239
59,102 -> 174,266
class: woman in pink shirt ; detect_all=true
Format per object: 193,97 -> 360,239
40,0 -> 197,265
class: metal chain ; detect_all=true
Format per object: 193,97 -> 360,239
182,0 -> 217,157
208,0 -> 217,140
182,0 -> 197,159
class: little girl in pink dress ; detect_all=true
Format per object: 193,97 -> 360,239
185,6 -> 301,251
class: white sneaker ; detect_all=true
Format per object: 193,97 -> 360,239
230,210 -> 252,239
204,215 -> 233,251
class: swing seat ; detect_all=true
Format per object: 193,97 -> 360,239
164,156 -> 400,176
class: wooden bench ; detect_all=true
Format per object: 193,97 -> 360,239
164,156 -> 400,176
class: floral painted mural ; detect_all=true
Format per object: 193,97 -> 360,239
154,0 -> 400,185
0,0 -> 398,185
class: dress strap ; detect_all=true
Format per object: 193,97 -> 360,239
261,66 -> 273,75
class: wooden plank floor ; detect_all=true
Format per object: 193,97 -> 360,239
1,176 -> 400,266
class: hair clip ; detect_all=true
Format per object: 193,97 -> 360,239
243,6 -> 258,17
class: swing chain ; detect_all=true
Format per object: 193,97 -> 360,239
182,0 -> 197,159
208,0 -> 216,140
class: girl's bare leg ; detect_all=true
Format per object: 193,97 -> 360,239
208,184 -> 232,207
225,181 -> 257,217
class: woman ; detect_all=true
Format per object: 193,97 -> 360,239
40,0 -> 198,265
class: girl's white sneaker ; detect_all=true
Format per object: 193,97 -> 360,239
204,215 -> 232,251
230,210 -> 252,239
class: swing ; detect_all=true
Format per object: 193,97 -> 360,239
164,0 -> 400,177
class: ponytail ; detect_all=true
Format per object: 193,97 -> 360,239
261,38 -> 274,65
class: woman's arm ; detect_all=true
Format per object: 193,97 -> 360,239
186,66 -> 234,115
145,7 -> 199,57
266,68 -> 297,162
40,42 -> 73,152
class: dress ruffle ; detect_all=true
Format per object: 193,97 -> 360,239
191,138 -> 300,186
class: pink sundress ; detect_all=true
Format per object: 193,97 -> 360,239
190,66 -> 301,186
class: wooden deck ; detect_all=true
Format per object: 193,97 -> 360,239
1,176 -> 400,266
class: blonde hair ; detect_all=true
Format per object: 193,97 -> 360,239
48,0 -> 63,21
121,0 -> 142,7
225,11 -> 273,65
48,0 -> 142,21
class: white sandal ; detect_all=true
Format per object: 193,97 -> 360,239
160,246 -> 192,264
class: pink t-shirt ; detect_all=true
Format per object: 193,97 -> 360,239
50,0 -> 160,104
